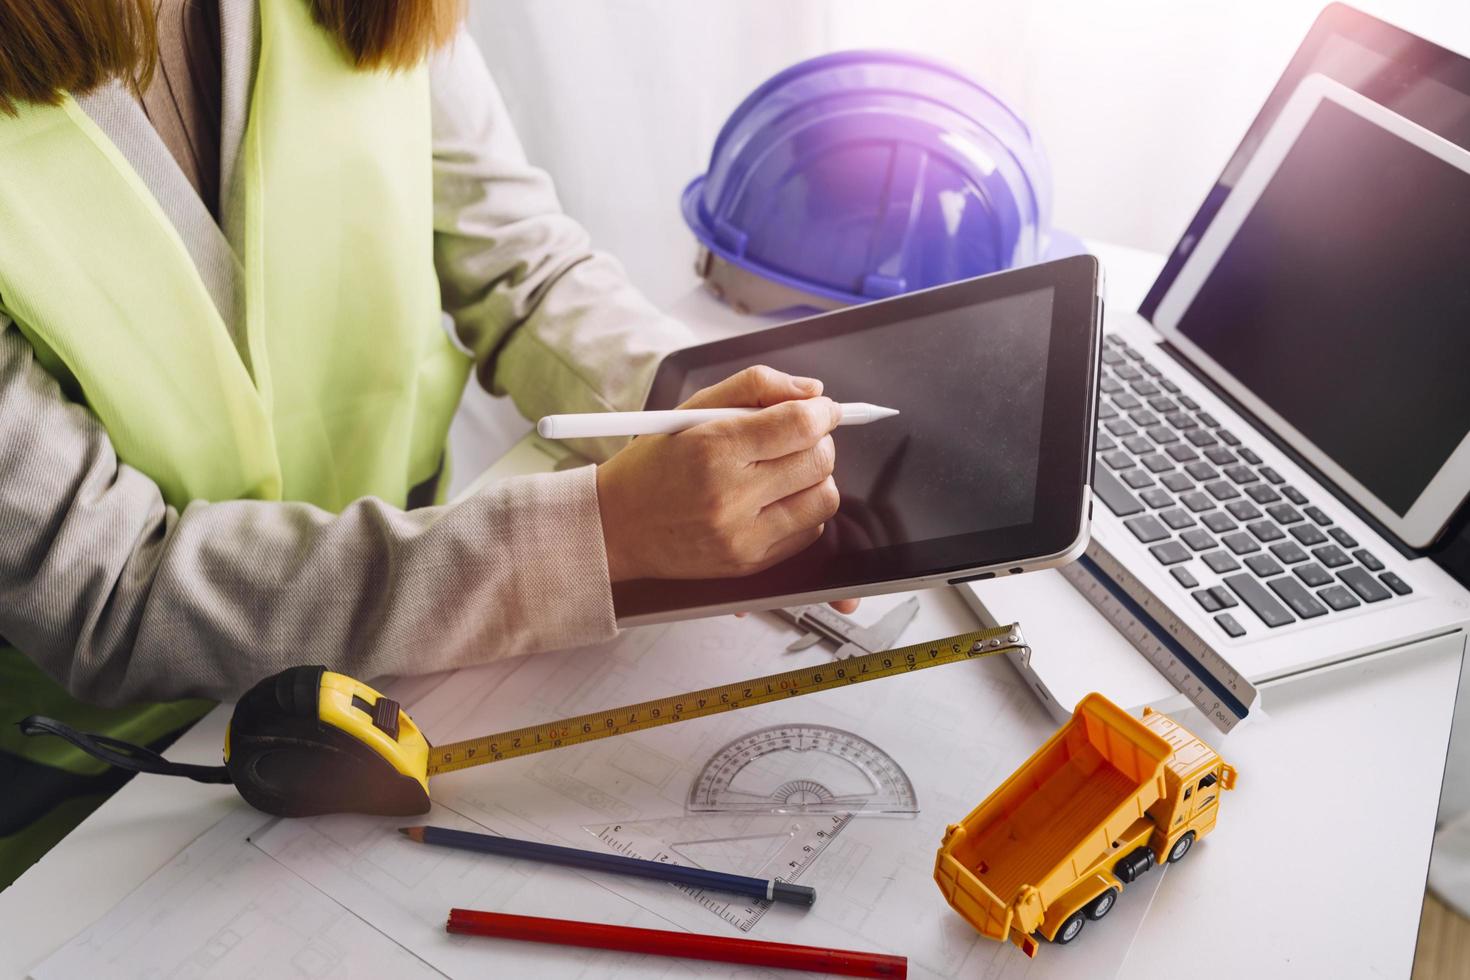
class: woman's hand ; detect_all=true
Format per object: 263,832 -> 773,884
596,366 -> 842,582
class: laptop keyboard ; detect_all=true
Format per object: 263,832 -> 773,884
1093,334 -> 1412,638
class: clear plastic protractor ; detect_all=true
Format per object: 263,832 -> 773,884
688,724 -> 918,815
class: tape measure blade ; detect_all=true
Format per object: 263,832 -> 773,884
427,624 -> 1028,776
1059,544 -> 1257,733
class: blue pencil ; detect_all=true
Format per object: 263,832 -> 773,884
399,825 -> 816,907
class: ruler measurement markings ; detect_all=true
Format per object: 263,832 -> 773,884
427,625 -> 1024,776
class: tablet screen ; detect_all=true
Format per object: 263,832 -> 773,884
614,255 -> 1099,620
676,288 -> 1054,547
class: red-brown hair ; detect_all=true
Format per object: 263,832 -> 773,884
0,0 -> 464,116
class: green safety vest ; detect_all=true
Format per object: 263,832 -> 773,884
0,0 -> 471,875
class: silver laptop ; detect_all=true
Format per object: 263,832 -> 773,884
962,7 -> 1470,713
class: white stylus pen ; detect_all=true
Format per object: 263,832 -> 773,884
537,402 -> 900,440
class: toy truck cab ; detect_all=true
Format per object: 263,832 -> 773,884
934,693 -> 1236,957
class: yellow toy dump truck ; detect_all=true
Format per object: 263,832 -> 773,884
934,692 -> 1236,957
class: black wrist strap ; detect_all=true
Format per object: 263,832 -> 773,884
18,715 -> 232,785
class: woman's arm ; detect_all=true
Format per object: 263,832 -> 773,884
0,321 -> 618,706
428,31 -> 692,463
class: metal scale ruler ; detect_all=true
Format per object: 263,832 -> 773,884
426,623 -> 1028,776
1058,540 -> 1260,733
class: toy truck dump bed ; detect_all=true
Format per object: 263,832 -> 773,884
934,693 -> 1176,956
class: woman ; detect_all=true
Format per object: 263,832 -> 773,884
0,0 -> 845,880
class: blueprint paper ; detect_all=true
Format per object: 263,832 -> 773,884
38,590 -> 1159,979
30,809 -> 439,980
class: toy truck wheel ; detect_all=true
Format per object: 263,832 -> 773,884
1054,911 -> 1087,945
1086,887 -> 1119,920
1167,831 -> 1196,864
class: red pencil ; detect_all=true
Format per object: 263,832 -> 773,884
446,908 -> 907,978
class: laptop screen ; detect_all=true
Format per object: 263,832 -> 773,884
1172,95 -> 1470,517
1153,73 -> 1470,547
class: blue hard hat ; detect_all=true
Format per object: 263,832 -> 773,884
683,50 -> 1075,313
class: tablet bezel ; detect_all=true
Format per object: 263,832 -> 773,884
613,255 -> 1102,624
1152,73 -> 1470,548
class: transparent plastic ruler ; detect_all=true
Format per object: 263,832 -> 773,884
1058,541 -> 1259,733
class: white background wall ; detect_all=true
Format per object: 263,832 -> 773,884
468,0 -> 1470,308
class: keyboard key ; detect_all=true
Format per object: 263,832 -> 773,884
1142,362 -> 1163,378
1140,488 -> 1173,509
1186,429 -> 1219,448
1146,426 -> 1180,445
1130,410 -> 1160,428
1167,443 -> 1199,463
1289,523 -> 1328,546
1160,508 -> 1195,530
1219,429 -> 1242,446
1116,364 -> 1142,381
1303,505 -> 1332,526
1259,466 -> 1285,484
1352,549 -> 1383,572
1095,433 -> 1117,452
1209,585 -> 1239,608
1312,544 -> 1351,568
1224,573 -> 1295,628
1223,464 -> 1258,485
1150,540 -> 1191,565
1268,576 -> 1328,619
1205,480 -> 1240,501
1181,491 -> 1214,512
1338,566 -> 1391,602
1105,419 -> 1137,437
1281,485 -> 1308,505
1245,483 -> 1282,504
1202,511 -> 1237,533
1178,394 -> 1200,410
1099,402 -> 1118,420
1203,550 -> 1241,574
1222,531 -> 1260,555
1094,466 -> 1144,516
1181,528 -> 1216,551
1238,447 -> 1263,465
1197,412 -> 1221,428
1270,541 -> 1309,564
1103,450 -> 1133,470
1165,412 -> 1199,431
1160,379 -> 1182,394
1121,468 -> 1155,490
1101,377 -> 1123,394
1318,585 -> 1360,611
1101,349 -> 1125,365
1193,588 -> 1223,613
1171,566 -> 1200,589
1225,500 -> 1262,521
1215,613 -> 1246,638
1380,571 -> 1412,596
1205,447 -> 1236,465
1113,392 -> 1142,410
1149,396 -> 1179,413
1131,380 -> 1161,397
1184,461 -> 1218,481
1125,514 -> 1170,543
1294,563 -> 1332,588
1161,472 -> 1194,493
1124,435 -> 1153,455
1330,527 -> 1358,548
1141,453 -> 1174,474
1265,503 -> 1303,525
1247,520 -> 1285,543
1245,553 -> 1283,578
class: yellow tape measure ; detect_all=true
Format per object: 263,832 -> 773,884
427,623 -> 1028,774
113,623 -> 1028,818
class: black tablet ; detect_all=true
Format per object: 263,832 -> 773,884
614,255 -> 1102,624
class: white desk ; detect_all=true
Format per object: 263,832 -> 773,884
2,243 -> 1462,978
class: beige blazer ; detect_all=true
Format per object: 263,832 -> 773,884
0,6 -> 689,705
